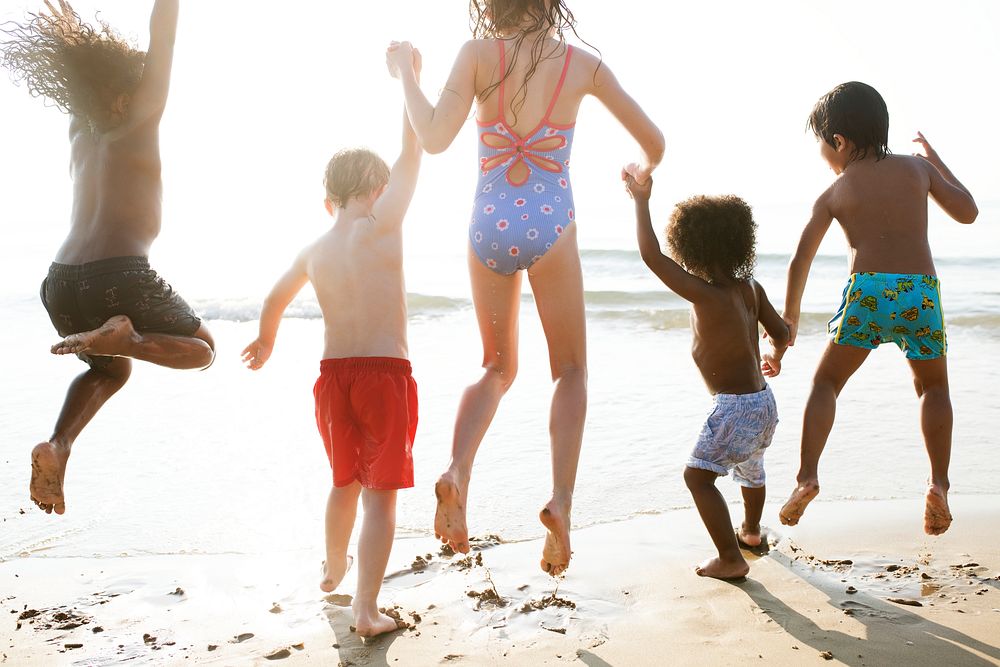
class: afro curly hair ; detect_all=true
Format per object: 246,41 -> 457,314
1,8 -> 146,132
666,195 -> 757,283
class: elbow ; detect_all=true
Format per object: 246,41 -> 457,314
645,129 -> 666,166
960,204 -> 979,225
638,245 -> 661,267
422,141 -> 448,155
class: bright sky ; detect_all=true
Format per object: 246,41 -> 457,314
1,1 -> 997,298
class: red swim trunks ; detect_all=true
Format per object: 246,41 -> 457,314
313,357 -> 418,490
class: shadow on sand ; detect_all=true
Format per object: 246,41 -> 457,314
735,550 -> 1000,667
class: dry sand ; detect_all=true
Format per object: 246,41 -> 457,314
3,495 -> 999,666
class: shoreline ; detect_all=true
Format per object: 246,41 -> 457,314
3,496 -> 999,665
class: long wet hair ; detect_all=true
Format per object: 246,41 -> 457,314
1,8 -> 145,133
469,0 -> 599,125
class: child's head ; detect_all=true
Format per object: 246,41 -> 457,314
667,195 -> 757,284
469,0 -> 576,38
1,10 -> 146,133
808,82 -> 889,165
323,149 -> 390,210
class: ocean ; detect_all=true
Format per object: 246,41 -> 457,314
2,232 -> 999,562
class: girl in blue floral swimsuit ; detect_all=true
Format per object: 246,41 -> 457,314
386,0 -> 664,577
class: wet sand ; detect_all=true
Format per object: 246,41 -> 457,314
2,495 -> 999,666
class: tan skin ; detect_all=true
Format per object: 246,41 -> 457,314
625,174 -> 789,579
779,131 -> 977,536
242,55 -> 422,639
29,0 -> 216,517
387,15 -> 664,577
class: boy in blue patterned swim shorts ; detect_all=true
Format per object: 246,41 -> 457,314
779,82 -> 978,536
625,174 -> 789,580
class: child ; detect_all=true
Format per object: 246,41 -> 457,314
385,0 -> 664,577
241,61 -> 422,637
2,1 -> 215,516
625,172 -> 789,580
779,82 -> 978,535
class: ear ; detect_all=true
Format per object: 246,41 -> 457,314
324,198 -> 335,216
832,133 -> 848,153
373,184 -> 388,201
113,93 -> 130,117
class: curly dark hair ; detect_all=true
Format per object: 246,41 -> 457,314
808,81 -> 890,162
666,195 -> 757,283
324,149 -> 390,209
469,0 -> 599,126
1,9 -> 145,132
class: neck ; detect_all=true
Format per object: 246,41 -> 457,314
336,200 -> 374,223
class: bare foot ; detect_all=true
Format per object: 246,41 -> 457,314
924,484 -> 953,536
434,474 -> 470,554
51,315 -> 136,357
320,555 -> 354,593
736,523 -> 762,548
353,608 -> 403,640
695,556 -> 749,581
30,442 -> 69,515
539,500 -> 571,577
779,481 -> 820,526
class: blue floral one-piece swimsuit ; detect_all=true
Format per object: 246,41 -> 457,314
470,40 -> 576,275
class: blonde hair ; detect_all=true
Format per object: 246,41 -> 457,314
323,148 -> 390,208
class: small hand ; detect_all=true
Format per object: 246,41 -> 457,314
386,41 -> 416,80
761,351 -> 782,378
912,131 -> 943,168
241,338 -> 273,371
622,165 -> 652,201
42,0 -> 80,28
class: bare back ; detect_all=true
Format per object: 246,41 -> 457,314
825,155 -> 935,275
307,217 -> 408,360
690,280 -> 767,396
56,117 -> 164,264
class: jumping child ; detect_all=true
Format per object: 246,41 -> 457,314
625,174 -> 789,580
779,82 -> 978,535
2,0 -> 215,516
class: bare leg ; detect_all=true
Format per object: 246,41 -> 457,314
780,343 -> 870,526
684,467 -> 748,580
527,225 -> 587,577
30,357 -> 132,514
52,316 -> 215,370
737,485 -> 766,547
353,489 -> 401,639
435,248 -> 521,554
908,356 -> 953,535
321,482 -> 361,592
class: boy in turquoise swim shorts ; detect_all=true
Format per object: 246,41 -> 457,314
779,82 -> 978,536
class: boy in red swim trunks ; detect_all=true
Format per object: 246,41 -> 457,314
242,52 -> 422,640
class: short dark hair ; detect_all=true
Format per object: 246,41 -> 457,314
323,149 -> 390,208
808,81 -> 890,161
666,195 -> 757,283
1,9 -> 145,132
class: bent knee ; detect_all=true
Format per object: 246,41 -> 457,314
96,357 -> 132,385
684,466 -> 716,490
482,359 -> 517,392
551,362 -> 587,385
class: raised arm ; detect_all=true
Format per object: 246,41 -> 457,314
241,250 -> 310,370
387,40 -> 476,155
128,0 -> 179,126
784,191 -> 835,344
913,132 -> 978,225
592,62 -> 664,184
624,172 -> 710,303
374,46 -> 423,228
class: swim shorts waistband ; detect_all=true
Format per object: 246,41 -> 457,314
848,271 -> 939,285
712,384 -> 774,406
320,357 -> 412,374
48,256 -> 150,280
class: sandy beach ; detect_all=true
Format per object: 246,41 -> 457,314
3,495 -> 999,666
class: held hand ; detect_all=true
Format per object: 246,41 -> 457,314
622,166 -> 652,201
761,350 -> 782,378
781,314 -> 798,346
386,41 -> 416,80
913,131 -> 944,169
241,338 -> 273,371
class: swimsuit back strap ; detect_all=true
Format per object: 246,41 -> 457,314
497,39 -> 507,122
543,45 -> 574,122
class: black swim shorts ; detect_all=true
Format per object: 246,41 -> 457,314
40,256 -> 202,368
